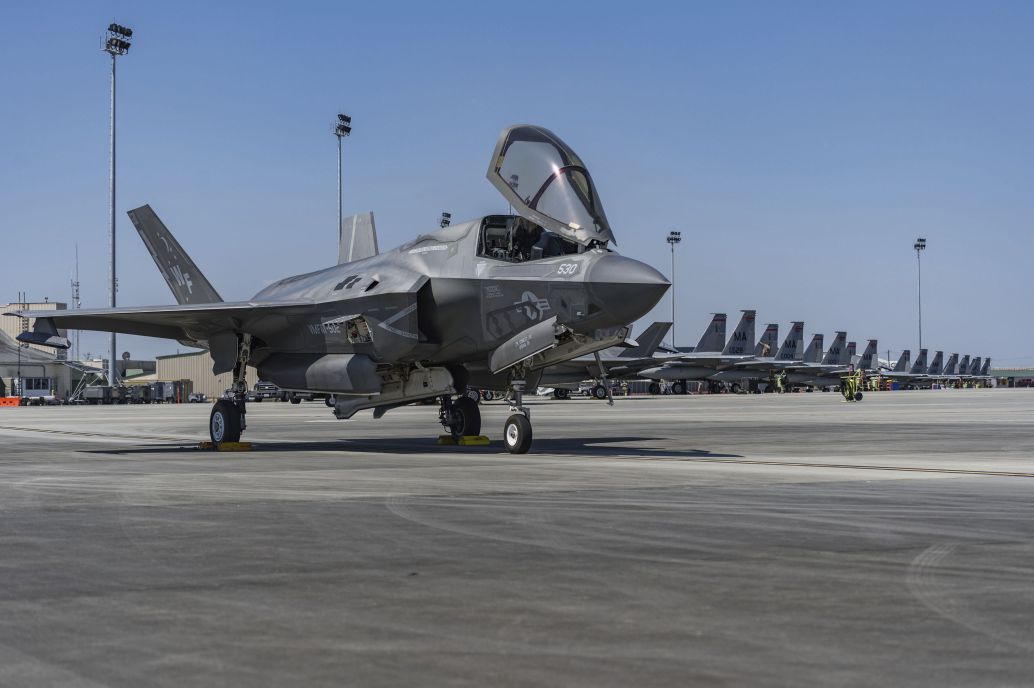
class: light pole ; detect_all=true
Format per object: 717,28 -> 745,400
334,114 -> 352,234
102,22 -> 132,387
914,237 -> 926,352
666,230 -> 682,346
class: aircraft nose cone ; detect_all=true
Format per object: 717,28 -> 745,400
586,254 -> 670,328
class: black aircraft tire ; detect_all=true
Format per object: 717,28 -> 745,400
290,395 -> 302,404
855,392 -> 864,402
671,381 -> 686,395
325,395 -> 336,407
481,390 -> 495,402
648,382 -> 661,395
464,388 -> 481,404
592,385 -> 608,400
504,414 -> 533,454
210,400 -> 241,446
553,388 -> 570,400
450,396 -> 482,439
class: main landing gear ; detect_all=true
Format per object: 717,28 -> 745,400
439,393 -> 482,442
209,334 -> 250,447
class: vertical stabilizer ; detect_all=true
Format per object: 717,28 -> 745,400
927,351 -> 944,376
127,205 -> 223,305
894,350 -> 911,373
980,358 -> 991,376
858,340 -> 878,371
339,212 -> 379,265
958,355 -> 971,376
846,341 -> 857,366
943,353 -> 959,376
755,324 -> 779,357
694,313 -> 727,353
821,332 -> 847,365
776,322 -> 805,361
802,334 -> 824,363
968,356 -> 983,376
909,349 -> 928,375
722,310 -> 756,355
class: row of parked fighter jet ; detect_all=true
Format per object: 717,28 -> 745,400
539,310 -> 993,394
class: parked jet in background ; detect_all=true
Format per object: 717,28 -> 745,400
638,311 -> 757,392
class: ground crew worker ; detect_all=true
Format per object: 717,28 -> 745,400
773,372 -> 784,394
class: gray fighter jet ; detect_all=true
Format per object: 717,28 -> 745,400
12,125 -> 669,453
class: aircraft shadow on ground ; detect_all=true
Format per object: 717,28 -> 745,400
80,437 -> 742,460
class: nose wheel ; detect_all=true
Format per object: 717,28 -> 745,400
504,414 -> 533,453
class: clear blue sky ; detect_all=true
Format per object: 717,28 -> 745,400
2,1 -> 1032,366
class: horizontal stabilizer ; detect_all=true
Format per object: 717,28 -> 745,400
621,321 -> 671,357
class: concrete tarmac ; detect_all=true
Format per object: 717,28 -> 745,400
0,389 -> 1032,686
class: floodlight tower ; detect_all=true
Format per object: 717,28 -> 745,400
666,230 -> 682,346
102,22 -> 132,386
914,237 -> 927,352
440,212 -> 452,228
334,113 -> 352,234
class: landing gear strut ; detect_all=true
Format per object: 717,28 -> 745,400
504,372 -> 533,454
209,334 -> 250,447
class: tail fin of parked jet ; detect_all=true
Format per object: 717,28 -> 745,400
968,357 -> 983,376
776,322 -> 805,360
127,205 -> 223,305
926,351 -> 944,376
981,358 -> 991,377
802,334 -> 824,363
858,340 -> 878,370
620,321 -> 672,357
755,324 -> 779,357
339,212 -> 379,265
846,341 -> 857,366
722,310 -> 756,355
958,355 -> 971,376
894,350 -> 911,372
909,349 -> 928,375
943,353 -> 959,376
821,332 -> 847,365
694,313 -> 727,353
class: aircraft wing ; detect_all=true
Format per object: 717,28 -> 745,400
9,301 -> 315,348
673,353 -> 755,367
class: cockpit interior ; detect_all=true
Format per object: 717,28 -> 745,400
477,215 -> 581,263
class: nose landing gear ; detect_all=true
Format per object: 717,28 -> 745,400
504,375 -> 533,454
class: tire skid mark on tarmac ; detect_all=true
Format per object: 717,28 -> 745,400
907,542 -> 1034,651
0,424 -> 193,443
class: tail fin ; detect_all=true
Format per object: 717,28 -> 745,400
926,351 -> 944,376
776,321 -> 804,360
802,334 -> 824,363
621,321 -> 672,357
694,313 -> 726,353
909,349 -> 928,374
858,340 -> 878,370
981,358 -> 991,376
339,212 -> 379,264
755,324 -> 778,357
821,331 -> 847,365
943,353 -> 959,375
894,350 -> 911,372
127,205 -> 223,305
846,341 -> 857,366
958,355 -> 970,376
722,310 -> 756,355
968,356 -> 982,375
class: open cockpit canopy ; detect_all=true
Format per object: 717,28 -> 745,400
487,125 -> 615,247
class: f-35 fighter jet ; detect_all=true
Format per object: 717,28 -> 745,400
12,125 -> 668,453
